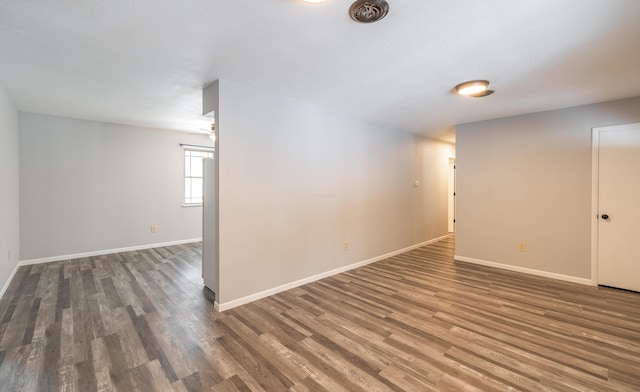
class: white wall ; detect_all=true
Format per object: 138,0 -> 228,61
0,85 -> 20,296
455,96 -> 640,281
209,80 -> 454,307
202,80 -> 220,296
19,113 -> 213,261
202,158 -> 218,295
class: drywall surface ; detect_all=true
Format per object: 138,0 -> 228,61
0,85 -> 20,296
19,113 -> 213,260
214,80 -> 453,305
456,96 -> 640,279
202,80 -> 219,296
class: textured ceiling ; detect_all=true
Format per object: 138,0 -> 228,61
1,0 -> 640,141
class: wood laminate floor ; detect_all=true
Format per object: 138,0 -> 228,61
0,237 -> 639,391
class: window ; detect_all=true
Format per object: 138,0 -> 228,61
184,148 -> 213,206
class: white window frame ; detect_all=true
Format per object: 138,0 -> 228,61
182,146 -> 214,207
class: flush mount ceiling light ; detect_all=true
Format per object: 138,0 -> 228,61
349,0 -> 389,23
199,124 -> 216,143
455,80 -> 494,97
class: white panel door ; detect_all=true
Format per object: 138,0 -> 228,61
597,124 -> 640,292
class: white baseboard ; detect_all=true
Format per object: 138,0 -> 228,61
215,235 -> 450,312
454,255 -> 595,286
18,238 -> 203,266
0,262 -> 21,300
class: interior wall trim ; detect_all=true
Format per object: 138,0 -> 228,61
214,235 -> 451,312
454,255 -> 595,286
18,238 -> 203,266
0,262 -> 21,300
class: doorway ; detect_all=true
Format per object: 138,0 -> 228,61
591,123 -> 640,292
448,157 -> 456,233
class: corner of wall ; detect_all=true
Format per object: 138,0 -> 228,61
0,84 -> 20,300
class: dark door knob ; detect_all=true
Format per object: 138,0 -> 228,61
601,214 -> 609,220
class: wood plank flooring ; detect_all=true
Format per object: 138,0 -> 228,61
0,237 -> 639,391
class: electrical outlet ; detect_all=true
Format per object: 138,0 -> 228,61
518,242 -> 527,252
151,225 -> 158,233
343,241 -> 349,251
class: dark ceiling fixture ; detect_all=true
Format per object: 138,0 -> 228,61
349,0 -> 389,23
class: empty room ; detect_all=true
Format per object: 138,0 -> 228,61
1,1 -> 639,391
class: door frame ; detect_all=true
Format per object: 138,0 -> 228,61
590,122 -> 640,286
448,157 -> 456,233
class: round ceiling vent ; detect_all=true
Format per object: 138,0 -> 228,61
349,0 -> 389,23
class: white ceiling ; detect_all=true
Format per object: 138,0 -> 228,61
1,0 -> 640,142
